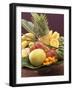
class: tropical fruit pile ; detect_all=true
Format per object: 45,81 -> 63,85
21,13 -> 64,69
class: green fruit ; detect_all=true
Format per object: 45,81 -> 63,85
29,49 -> 46,66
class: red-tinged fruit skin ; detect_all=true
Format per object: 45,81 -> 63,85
30,45 -> 36,51
30,42 -> 50,53
46,49 -> 57,57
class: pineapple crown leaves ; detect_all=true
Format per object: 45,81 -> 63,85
21,19 -> 35,35
21,13 -> 49,37
31,13 -> 49,37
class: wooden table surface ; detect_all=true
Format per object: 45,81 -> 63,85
21,63 -> 64,77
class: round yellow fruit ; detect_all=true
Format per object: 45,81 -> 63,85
29,49 -> 46,66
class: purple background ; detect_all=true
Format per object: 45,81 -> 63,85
21,12 -> 64,36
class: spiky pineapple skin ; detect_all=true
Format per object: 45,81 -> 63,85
39,33 -> 50,45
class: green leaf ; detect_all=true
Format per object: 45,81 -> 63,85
22,58 -> 42,69
22,58 -> 63,69
21,19 -> 35,35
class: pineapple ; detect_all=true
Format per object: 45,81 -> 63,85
31,13 -> 49,37
21,13 -> 50,45
21,13 -> 59,47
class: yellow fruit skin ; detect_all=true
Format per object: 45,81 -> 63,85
22,48 -> 30,58
21,33 -> 35,41
22,49 -> 28,58
29,49 -> 46,66
39,33 -> 50,45
29,42 -> 34,48
39,31 -> 60,48
50,39 -> 59,48
21,41 -> 28,48
51,32 -> 60,39
21,35 -> 26,42
25,33 -> 35,39
38,30 -> 53,45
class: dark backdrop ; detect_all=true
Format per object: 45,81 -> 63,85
21,12 -> 64,36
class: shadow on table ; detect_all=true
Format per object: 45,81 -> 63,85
21,63 -> 64,77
